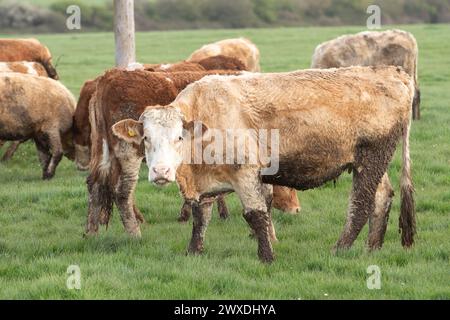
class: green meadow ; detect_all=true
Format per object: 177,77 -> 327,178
0,24 -> 449,299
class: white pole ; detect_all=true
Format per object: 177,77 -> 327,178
114,0 -> 136,68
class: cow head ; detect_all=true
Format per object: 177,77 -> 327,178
112,106 -> 200,186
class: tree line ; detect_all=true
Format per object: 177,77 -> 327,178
0,0 -> 449,33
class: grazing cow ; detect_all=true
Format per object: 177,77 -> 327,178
187,38 -> 261,72
0,38 -> 59,80
0,61 -> 50,161
311,29 -> 421,120
0,73 -> 75,179
114,66 -> 416,263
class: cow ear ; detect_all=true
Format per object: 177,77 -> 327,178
112,119 -> 144,145
182,120 -> 208,138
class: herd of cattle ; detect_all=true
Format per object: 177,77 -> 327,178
0,30 -> 419,262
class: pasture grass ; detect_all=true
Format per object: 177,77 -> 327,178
0,24 -> 449,299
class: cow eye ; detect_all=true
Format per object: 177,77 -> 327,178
178,136 -> 183,141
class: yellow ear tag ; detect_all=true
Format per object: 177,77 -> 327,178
128,129 -> 136,137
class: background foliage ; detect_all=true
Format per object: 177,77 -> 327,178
0,0 -> 450,33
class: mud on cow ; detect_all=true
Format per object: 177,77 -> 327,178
187,38 -> 261,72
0,38 -> 59,80
114,66 -> 417,263
85,69 -> 300,236
0,73 -> 75,179
311,29 -> 421,120
0,61 -> 50,161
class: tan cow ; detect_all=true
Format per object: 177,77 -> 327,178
0,61 -> 50,161
0,73 -> 75,179
311,29 -> 421,120
0,38 -> 59,80
114,66 -> 416,262
187,38 -> 261,72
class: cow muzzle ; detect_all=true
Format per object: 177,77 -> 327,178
150,166 -> 174,186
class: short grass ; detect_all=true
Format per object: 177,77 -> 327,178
0,24 -> 449,299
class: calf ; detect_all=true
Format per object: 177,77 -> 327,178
311,29 -> 421,120
0,61 -> 49,161
187,38 -> 261,72
0,38 -> 59,80
0,73 -> 75,179
114,66 -> 416,262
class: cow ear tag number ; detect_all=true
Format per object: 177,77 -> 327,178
128,129 -> 136,137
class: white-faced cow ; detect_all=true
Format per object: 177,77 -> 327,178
114,66 -> 416,263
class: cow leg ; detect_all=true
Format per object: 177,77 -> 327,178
367,172 -> 394,250
233,170 -> 274,263
412,85 -> 421,120
187,199 -> 214,255
133,203 -> 146,224
261,183 -> 277,243
216,194 -> 229,219
85,173 -> 114,236
43,130 -> 63,179
1,141 -> 21,162
178,200 -> 192,222
113,158 -> 142,237
0,140 -> 5,148
34,137 -> 51,174
334,141 -> 396,251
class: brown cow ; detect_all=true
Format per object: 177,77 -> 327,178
114,66 -> 416,263
0,73 -> 75,179
0,61 -> 50,161
311,29 -> 420,120
187,38 -> 261,72
0,39 -> 59,80
143,55 -> 246,73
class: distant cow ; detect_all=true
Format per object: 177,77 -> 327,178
144,55 -> 246,73
0,73 -> 75,179
114,66 -> 416,262
0,61 -> 48,77
0,62 -> 50,161
187,38 -> 261,72
0,38 -> 59,80
311,29 -> 420,119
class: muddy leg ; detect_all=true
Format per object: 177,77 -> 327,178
187,200 -> 214,255
133,203 -> 146,224
334,141 -> 396,251
234,170 -> 274,263
412,86 -> 421,120
367,173 -> 394,250
113,158 -> 143,237
216,194 -> 229,219
178,200 -> 192,222
34,138 -> 51,174
43,131 -> 63,180
1,141 -> 21,162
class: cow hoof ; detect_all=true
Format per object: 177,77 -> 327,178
177,215 -> 190,223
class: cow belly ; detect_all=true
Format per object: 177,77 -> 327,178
262,153 -> 353,191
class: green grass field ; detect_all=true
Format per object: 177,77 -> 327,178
0,25 -> 449,299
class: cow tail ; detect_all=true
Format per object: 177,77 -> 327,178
399,108 -> 416,247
